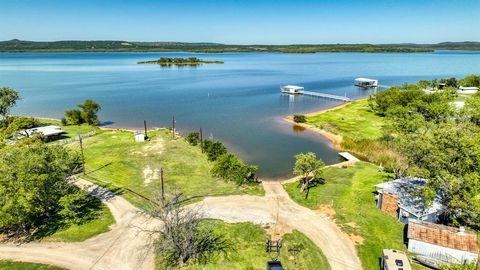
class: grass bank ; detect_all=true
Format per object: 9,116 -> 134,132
62,127 -> 263,209
40,203 -> 114,242
284,162 -> 409,269
0,260 -> 65,270
157,220 -> 330,270
305,99 -> 385,141
301,99 -> 405,168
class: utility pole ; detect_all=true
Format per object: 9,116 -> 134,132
172,116 -> 175,139
200,127 -> 203,153
160,168 -> 164,202
144,120 -> 148,139
78,133 -> 86,175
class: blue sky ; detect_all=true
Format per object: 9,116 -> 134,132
1,0 -> 479,44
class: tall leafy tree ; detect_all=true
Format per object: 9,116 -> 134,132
399,121 -> 480,229
0,87 -> 20,127
78,99 -> 101,125
0,143 -> 82,234
293,152 -> 325,196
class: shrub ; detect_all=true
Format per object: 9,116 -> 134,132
186,131 -> 200,146
202,139 -> 226,161
65,109 -> 84,125
211,153 -> 258,185
293,114 -> 307,123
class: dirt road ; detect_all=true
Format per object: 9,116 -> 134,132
0,178 -> 158,270
0,178 -> 362,270
199,181 -> 362,270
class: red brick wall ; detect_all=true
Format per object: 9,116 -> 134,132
381,192 -> 399,218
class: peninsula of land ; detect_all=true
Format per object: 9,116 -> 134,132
137,57 -> 224,66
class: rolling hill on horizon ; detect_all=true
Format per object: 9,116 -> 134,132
1,39 -> 479,53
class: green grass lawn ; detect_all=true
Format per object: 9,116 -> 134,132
41,203 -> 114,242
157,220 -> 330,270
0,260 -> 65,270
68,128 -> 263,208
284,162 -> 409,270
306,99 -> 386,140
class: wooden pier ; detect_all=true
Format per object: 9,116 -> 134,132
300,90 -> 351,102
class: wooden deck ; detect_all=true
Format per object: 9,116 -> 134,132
338,152 -> 360,161
301,91 -> 351,102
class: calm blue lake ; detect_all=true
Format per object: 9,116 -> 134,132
1,51 -> 479,178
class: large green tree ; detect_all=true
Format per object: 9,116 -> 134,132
78,99 -> 101,125
0,143 -> 82,234
398,120 -> 480,228
0,87 -> 20,127
64,99 -> 101,126
211,153 -> 258,185
293,152 -> 325,197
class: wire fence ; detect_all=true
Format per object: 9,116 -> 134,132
52,131 -> 97,145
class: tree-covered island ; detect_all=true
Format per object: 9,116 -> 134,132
137,57 -> 224,66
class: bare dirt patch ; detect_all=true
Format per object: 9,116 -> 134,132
143,138 -> 164,156
348,233 -> 364,245
143,166 -> 160,185
264,222 -> 294,241
316,203 -> 336,218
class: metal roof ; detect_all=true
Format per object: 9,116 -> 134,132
408,219 -> 478,253
281,85 -> 304,90
375,178 -> 446,218
354,77 -> 377,82
22,125 -> 64,137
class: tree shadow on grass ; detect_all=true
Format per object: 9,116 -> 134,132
30,194 -> 104,241
86,162 -> 113,175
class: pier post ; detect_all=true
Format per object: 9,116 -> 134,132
144,120 -> 147,139
78,133 -> 86,175
172,116 -> 175,139
200,127 -> 203,153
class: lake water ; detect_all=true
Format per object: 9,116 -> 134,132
1,51 -> 479,178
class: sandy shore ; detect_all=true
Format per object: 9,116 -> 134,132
284,117 -> 343,150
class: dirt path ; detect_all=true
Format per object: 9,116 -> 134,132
199,181 -> 362,270
0,178 -> 159,270
0,178 -> 362,270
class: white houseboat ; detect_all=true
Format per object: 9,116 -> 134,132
354,78 -> 378,88
280,85 -> 304,94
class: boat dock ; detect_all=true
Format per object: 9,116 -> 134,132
280,85 -> 351,102
300,90 -> 351,102
338,152 -> 360,161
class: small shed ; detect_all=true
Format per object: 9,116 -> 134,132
375,178 -> 446,224
134,131 -> 145,142
407,219 -> 478,264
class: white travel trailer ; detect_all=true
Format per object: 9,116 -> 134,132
354,78 -> 378,87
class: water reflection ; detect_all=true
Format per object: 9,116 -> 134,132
292,124 -> 306,134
